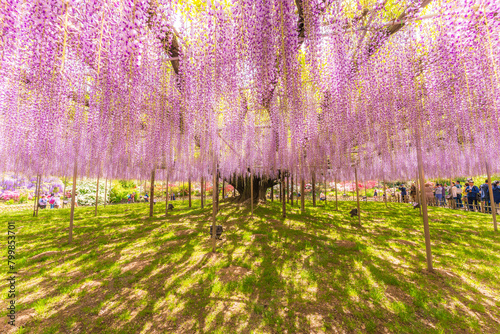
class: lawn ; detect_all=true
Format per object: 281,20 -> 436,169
1,199 -> 499,333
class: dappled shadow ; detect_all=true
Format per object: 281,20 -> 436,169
0,200 -> 499,333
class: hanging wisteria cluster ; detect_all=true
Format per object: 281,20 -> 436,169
0,0 -> 499,184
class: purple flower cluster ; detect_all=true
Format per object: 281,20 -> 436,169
0,0 -> 499,184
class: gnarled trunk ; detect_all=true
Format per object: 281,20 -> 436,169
228,174 -> 278,203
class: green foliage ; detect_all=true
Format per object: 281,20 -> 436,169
109,181 -> 130,203
118,180 -> 136,188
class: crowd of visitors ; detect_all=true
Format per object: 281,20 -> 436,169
410,179 -> 500,213
38,193 -> 62,209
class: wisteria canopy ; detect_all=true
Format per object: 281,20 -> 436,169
0,0 -> 499,184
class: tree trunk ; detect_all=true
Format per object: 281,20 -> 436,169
291,174 -> 294,205
228,174 -> 277,203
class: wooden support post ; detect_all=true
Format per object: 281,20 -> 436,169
149,169 -> 155,217
69,162 -> 77,244
222,180 -> 225,200
383,180 -> 388,208
417,142 -> 433,271
35,175 -> 42,217
212,157 -> 217,253
94,173 -> 100,216
201,177 -> 204,208
282,172 -> 286,218
165,176 -> 169,216
104,177 -> 108,208
271,183 -> 274,202
188,178 -> 192,208
486,162 -> 498,232
279,176 -> 282,202
62,176 -> 67,207
335,177 -> 338,211
301,177 -> 305,213
285,174 -> 290,203
312,172 -> 316,207
354,167 -> 361,225
33,174 -> 40,216
215,175 -> 219,213
325,179 -> 327,206
250,170 -> 254,217
291,174 -> 294,206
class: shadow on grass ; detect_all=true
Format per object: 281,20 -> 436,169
0,199 -> 498,333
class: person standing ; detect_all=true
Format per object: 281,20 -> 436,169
410,184 -> 416,202
374,189 -> 378,201
399,185 -> 407,203
441,184 -> 447,206
480,179 -> 491,213
465,180 -> 479,211
451,182 -> 458,209
435,184 -> 443,206
455,181 -> 463,208
39,195 -> 47,209
492,181 -> 500,213
49,193 -> 55,209
54,194 -> 61,209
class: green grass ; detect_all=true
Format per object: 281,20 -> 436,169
0,199 -> 499,333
